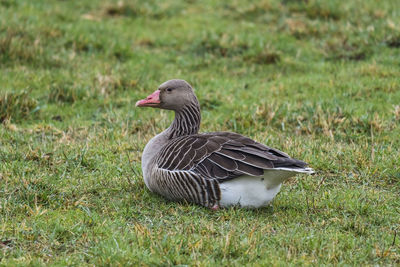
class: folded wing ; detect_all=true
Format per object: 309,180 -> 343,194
156,132 -> 308,182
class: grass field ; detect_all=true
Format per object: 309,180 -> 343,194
1,0 -> 400,265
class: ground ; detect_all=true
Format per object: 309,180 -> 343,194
0,0 -> 399,265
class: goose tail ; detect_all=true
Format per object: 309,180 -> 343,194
272,167 -> 315,174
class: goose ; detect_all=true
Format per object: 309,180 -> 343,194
136,79 -> 314,209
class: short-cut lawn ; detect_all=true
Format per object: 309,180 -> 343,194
1,0 -> 399,265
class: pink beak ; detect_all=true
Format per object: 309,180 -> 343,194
135,90 -> 161,107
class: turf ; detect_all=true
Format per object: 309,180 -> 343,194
0,0 -> 399,265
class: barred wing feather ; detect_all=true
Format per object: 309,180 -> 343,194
156,132 -> 308,182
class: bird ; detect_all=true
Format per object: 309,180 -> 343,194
135,79 -> 314,209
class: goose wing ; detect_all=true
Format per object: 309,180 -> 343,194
156,132 -> 308,182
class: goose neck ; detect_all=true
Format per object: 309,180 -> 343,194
167,102 -> 201,139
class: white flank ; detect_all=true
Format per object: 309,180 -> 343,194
219,168 -> 313,208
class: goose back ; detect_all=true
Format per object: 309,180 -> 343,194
156,131 -> 308,182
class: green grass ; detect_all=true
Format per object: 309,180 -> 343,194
1,0 -> 399,265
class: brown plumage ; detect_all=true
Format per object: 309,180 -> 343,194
156,132 -> 308,182
136,79 -> 314,209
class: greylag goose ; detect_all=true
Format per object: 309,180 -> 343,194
136,79 -> 314,209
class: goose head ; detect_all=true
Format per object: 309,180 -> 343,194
136,79 -> 198,111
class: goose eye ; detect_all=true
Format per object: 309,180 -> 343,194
166,88 -> 172,92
